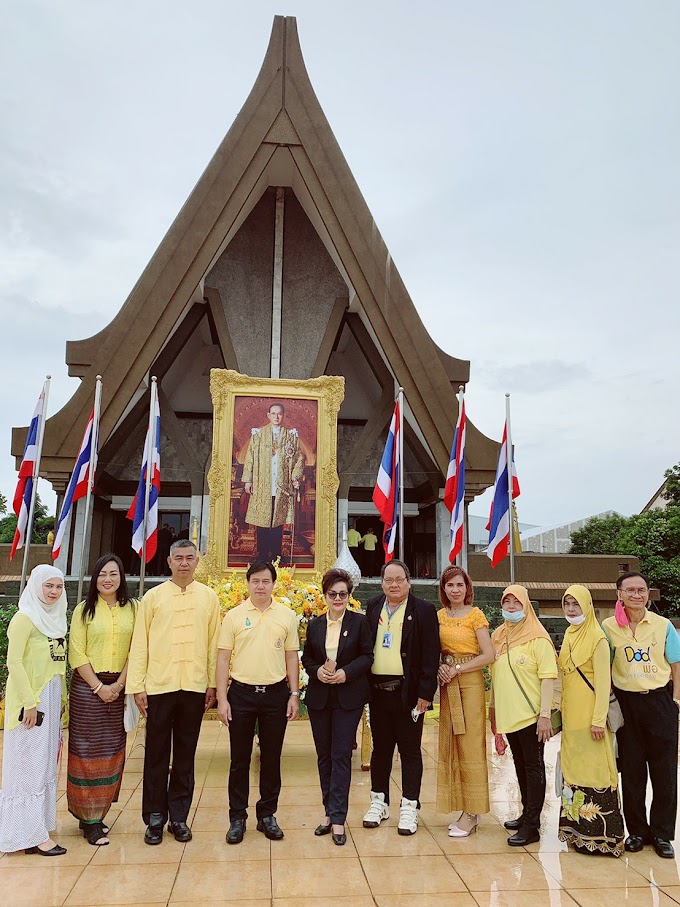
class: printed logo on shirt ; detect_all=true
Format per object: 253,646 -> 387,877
624,646 -> 651,663
245,617 -> 252,629
275,637 -> 283,648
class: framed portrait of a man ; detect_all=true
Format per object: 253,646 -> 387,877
202,370 -> 344,578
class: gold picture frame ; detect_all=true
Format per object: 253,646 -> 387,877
199,370 -> 345,580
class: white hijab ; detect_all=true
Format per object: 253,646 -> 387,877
18,564 -> 68,638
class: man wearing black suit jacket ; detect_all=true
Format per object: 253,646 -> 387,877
363,559 -> 439,835
302,569 -> 374,845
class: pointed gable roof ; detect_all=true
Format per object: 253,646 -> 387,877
12,16 -> 497,491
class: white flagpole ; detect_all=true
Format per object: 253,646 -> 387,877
457,386 -> 469,573
139,377 -> 157,598
76,376 -> 103,605
20,376 -> 51,595
505,392 -> 515,584
398,386 -> 405,562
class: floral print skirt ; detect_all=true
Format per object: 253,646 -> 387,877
558,783 -> 624,856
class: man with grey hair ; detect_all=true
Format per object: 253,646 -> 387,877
127,539 -> 220,846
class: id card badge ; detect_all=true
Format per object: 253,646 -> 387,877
382,632 -> 393,649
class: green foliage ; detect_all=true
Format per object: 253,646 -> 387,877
0,492 -> 7,515
664,462 -> 680,508
0,495 -> 53,544
0,601 -> 18,692
569,506 -> 680,614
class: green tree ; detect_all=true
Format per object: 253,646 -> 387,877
663,462 -> 680,508
0,495 -> 53,545
569,513 -> 629,555
0,492 -> 7,515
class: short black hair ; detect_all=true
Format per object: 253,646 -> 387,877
380,559 -> 411,581
321,568 -> 353,595
246,561 -> 277,582
170,539 -> 197,555
616,571 -> 649,590
268,402 -> 285,416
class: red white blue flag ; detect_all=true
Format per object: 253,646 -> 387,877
10,390 -> 46,560
52,408 -> 97,561
486,421 -> 520,567
127,383 -> 161,562
444,397 -> 466,562
373,399 -> 401,563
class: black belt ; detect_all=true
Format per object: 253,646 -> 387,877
371,676 -> 403,692
230,678 -> 287,694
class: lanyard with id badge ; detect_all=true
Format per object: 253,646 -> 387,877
382,601 -> 404,649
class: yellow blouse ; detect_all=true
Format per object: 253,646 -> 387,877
69,597 -> 136,674
5,613 -> 67,731
438,607 -> 489,656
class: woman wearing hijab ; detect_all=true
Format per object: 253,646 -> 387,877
557,585 -> 623,856
67,555 -> 136,846
0,565 -> 68,856
488,584 -> 558,847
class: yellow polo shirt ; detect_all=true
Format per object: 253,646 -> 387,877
69,598 -> 136,674
347,529 -> 361,548
372,600 -> 407,675
490,639 -> 557,734
603,610 -> 680,692
126,580 -> 220,695
325,612 -> 344,662
219,597 -> 299,685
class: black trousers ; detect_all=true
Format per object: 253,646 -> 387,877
506,721 -> 546,832
308,697 -> 363,825
142,690 -> 205,825
369,689 -> 424,804
256,525 -> 284,563
227,679 -> 289,822
615,685 -> 679,841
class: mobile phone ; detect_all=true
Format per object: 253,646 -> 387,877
323,659 -> 337,673
18,708 -> 44,726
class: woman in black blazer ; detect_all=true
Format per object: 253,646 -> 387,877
302,568 -> 373,845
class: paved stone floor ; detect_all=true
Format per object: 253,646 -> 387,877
2,719 -> 680,906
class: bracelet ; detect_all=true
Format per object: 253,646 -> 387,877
92,682 -> 103,695
289,691 -> 300,697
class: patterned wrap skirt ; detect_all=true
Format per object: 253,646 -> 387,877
66,671 -> 126,824
558,784 -> 624,856
436,668 -> 490,814
0,674 -> 62,852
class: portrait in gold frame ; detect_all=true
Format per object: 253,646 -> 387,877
201,370 -> 345,579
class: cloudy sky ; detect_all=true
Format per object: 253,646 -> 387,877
2,1 -> 679,529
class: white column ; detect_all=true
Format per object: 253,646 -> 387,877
69,499 -> 92,580
337,498 -> 349,557
190,494 -> 203,550
435,500 -> 450,577
270,187 -> 285,379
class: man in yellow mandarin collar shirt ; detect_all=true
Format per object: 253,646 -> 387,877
217,561 -> 300,845
126,540 -> 220,846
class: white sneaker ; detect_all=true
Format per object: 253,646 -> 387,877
363,791 -> 390,828
397,797 -> 418,835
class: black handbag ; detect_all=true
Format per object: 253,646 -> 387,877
505,636 -> 561,733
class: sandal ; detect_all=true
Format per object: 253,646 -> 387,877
79,820 -> 109,835
83,822 -> 110,846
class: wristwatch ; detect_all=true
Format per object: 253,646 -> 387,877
289,691 -> 300,697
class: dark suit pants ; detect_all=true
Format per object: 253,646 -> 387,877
142,690 -> 205,825
227,680 -> 289,822
616,685 -> 679,841
308,700 -> 363,824
369,690 -> 424,804
506,721 -> 546,832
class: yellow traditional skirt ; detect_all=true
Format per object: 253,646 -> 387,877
436,669 -> 490,814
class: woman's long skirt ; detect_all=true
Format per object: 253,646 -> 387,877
436,669 -> 490,814
66,671 -> 126,824
0,674 -> 62,852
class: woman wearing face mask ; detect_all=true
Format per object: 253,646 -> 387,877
488,584 -> 557,846
67,555 -> 136,846
0,566 -> 68,856
557,585 -> 623,856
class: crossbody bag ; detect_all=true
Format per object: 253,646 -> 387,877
570,648 -> 624,733
505,637 -> 561,733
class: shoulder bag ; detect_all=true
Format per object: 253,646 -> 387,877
505,637 -> 561,733
571,649 -> 624,733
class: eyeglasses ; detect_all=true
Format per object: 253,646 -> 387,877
620,588 -> 647,596
383,576 -> 407,585
327,591 -> 349,600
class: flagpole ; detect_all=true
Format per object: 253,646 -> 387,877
20,376 -> 51,595
139,377 -> 157,598
397,386 -> 404,562
457,386 -> 469,573
76,376 -> 102,605
505,393 -> 515,584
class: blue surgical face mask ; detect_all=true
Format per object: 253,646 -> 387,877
565,614 -> 586,626
502,609 -> 525,623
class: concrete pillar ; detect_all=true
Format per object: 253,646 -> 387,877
435,501 -> 450,577
337,498 -> 349,557
68,498 -> 93,580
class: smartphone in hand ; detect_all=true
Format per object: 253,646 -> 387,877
18,708 -> 44,726
323,659 -> 337,674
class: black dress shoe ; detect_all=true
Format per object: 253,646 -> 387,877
168,821 -> 192,843
226,819 -> 246,845
653,838 -> 675,859
25,844 -> 67,856
625,834 -> 645,853
507,827 -> 540,846
144,824 -> 164,845
332,830 -> 347,846
257,815 -> 284,840
314,822 -> 332,836
503,817 -> 524,830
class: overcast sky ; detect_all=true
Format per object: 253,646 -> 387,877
2,1 -> 679,529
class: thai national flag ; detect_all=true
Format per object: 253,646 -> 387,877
10,390 -> 46,560
52,408 -> 97,561
373,399 -> 400,563
486,422 -> 520,567
127,383 -> 161,562
445,397 -> 466,562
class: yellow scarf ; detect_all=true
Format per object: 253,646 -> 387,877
490,584 -> 554,656
558,584 -> 605,672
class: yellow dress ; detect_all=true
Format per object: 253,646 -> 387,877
436,607 -> 490,814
